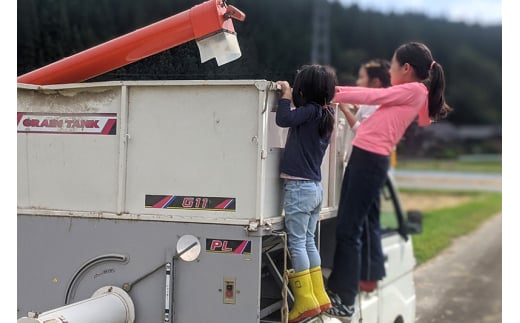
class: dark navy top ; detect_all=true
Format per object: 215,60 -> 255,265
276,98 -> 332,181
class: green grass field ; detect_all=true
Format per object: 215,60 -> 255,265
393,159 -> 502,264
396,159 -> 502,173
409,190 -> 502,265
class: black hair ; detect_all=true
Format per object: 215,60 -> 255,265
291,64 -> 337,137
363,59 -> 391,88
394,42 -> 452,120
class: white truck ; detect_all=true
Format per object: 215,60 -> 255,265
17,1 -> 423,323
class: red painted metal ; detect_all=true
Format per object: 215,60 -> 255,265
17,0 -> 245,85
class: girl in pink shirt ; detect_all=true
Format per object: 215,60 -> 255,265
325,42 -> 452,321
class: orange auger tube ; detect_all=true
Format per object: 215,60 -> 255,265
17,0 -> 246,85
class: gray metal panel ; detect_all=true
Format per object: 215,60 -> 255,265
123,82 -> 283,222
261,148 -> 284,222
17,215 -> 263,323
17,87 -> 122,212
321,146 -> 332,208
18,81 -> 348,225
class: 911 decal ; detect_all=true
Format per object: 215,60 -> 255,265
145,195 -> 236,211
17,112 -> 117,135
206,239 -> 251,254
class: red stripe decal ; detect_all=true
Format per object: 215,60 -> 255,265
233,240 -> 248,254
215,199 -> 232,209
152,196 -> 174,208
102,119 -> 116,134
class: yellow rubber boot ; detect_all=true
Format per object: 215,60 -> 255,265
288,269 -> 321,323
310,266 -> 332,311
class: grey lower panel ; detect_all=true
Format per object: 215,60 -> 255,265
17,215 -> 291,323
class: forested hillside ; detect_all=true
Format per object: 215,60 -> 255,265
17,0 -> 501,126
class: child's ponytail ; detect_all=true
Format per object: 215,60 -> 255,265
428,62 -> 452,120
394,42 -> 453,121
319,104 -> 335,138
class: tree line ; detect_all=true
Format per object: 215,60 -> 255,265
17,0 -> 501,126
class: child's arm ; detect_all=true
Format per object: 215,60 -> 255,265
275,81 -> 316,127
277,81 -> 292,100
334,83 -> 425,107
338,103 -> 360,130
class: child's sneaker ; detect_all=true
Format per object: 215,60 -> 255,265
324,290 -> 354,323
326,288 -> 342,307
325,303 -> 354,323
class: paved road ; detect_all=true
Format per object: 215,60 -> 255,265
393,170 -> 502,192
413,213 -> 502,323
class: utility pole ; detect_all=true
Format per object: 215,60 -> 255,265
311,0 -> 331,65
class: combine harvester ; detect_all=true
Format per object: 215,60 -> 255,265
17,1 -> 423,322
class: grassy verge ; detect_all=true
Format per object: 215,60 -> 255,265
410,191 -> 502,265
396,159 -> 502,173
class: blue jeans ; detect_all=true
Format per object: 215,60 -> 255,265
328,146 -> 389,306
283,179 -> 323,273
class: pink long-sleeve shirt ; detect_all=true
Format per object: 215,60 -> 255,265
334,82 -> 431,156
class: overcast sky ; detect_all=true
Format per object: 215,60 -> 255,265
336,0 -> 502,26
